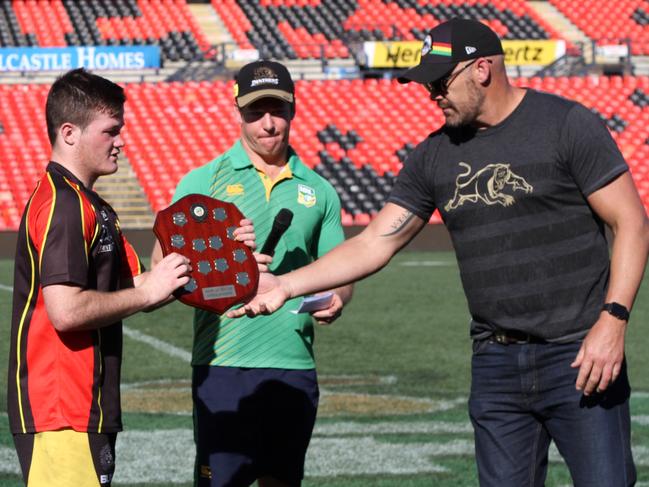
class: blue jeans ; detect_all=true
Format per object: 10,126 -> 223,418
469,339 -> 635,487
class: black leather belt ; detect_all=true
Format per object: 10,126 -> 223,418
490,329 -> 546,345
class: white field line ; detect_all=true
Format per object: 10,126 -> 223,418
122,327 -> 191,363
3,426 -> 649,481
631,415 -> 649,425
319,391 -> 466,414
0,282 -> 191,363
321,374 -> 398,385
306,436 -> 455,476
313,419 -> 473,436
0,447 -> 20,476
121,379 -> 191,390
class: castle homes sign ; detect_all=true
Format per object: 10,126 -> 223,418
0,46 -> 161,72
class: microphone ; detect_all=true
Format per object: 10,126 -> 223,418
260,208 -> 293,256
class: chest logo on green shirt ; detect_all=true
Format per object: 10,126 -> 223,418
226,184 -> 245,196
297,184 -> 316,208
444,162 -> 533,212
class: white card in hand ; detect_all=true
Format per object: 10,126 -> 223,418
291,292 -> 334,314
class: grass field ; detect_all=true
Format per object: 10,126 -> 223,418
1,252 -> 649,486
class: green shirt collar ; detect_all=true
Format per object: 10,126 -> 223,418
228,139 -> 310,180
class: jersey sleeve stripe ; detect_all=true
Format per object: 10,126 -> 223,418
96,331 -> 104,433
15,194 -> 38,433
38,174 -> 58,274
90,221 -> 100,249
133,251 -> 141,275
64,179 -> 90,266
122,239 -> 142,277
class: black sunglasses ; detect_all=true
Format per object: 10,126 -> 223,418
424,58 -> 491,96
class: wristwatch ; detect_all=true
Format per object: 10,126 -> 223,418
602,302 -> 630,321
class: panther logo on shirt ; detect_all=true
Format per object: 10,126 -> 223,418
444,162 -> 533,212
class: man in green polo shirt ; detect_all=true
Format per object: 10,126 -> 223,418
154,60 -> 352,487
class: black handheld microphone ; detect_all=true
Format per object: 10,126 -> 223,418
260,208 -> 293,256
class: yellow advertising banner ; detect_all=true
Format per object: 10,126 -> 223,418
502,40 -> 565,65
364,41 -> 422,68
364,40 -> 565,68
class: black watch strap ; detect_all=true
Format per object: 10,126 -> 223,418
602,302 -> 630,321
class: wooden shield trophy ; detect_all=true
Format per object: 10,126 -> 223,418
153,194 -> 259,314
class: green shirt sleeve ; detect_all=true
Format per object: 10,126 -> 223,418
314,180 -> 344,258
172,160 -> 216,203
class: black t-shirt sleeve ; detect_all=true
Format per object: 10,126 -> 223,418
387,137 -> 438,221
38,188 -> 91,288
559,103 -> 628,196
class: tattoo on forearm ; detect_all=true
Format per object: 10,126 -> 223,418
382,211 -> 415,237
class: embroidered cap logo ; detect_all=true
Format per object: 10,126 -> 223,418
251,67 -> 279,87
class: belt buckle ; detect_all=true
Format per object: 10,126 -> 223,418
493,330 -> 509,345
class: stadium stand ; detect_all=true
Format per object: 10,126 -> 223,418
0,83 -> 50,230
121,77 -> 439,225
1,0 -> 649,231
124,75 -> 649,225
3,75 -> 649,230
0,0 -> 38,47
0,0 -> 210,61
210,0 -> 562,60
549,0 -> 649,56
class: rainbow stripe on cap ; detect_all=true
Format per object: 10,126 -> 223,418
430,42 -> 452,57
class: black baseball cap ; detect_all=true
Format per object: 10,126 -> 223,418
398,18 -> 504,85
234,60 -> 295,108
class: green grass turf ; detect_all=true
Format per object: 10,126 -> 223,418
1,253 -> 648,486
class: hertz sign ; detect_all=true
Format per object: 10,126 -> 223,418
364,40 -> 565,68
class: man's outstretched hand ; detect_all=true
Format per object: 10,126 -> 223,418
226,272 -> 291,318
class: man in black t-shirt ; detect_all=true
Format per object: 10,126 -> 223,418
232,19 -> 649,486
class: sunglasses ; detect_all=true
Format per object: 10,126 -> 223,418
239,100 -> 293,123
424,58 -> 490,96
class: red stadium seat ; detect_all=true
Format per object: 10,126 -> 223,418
550,0 -> 649,55
2,75 -> 649,228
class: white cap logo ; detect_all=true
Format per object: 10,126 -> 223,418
421,35 -> 432,56
465,46 -> 477,55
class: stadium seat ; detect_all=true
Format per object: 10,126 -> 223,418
3,0 -> 210,61
213,0 -> 563,60
2,74 -> 649,229
550,0 -> 649,55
